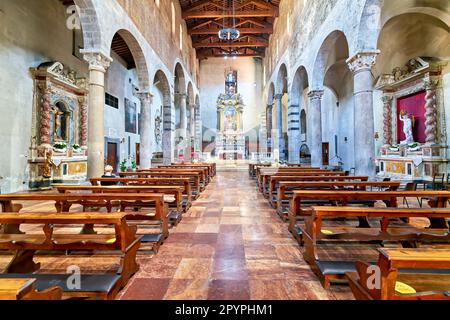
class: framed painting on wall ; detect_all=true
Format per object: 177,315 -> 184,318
125,98 -> 137,134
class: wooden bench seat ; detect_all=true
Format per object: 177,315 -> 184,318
90,177 -> 193,206
288,190 -> 450,244
347,248 -> 450,300
274,181 -> 400,215
301,206 -> 450,288
158,164 -> 214,181
0,193 -> 168,251
0,212 -> 140,300
0,278 -> 62,300
134,169 -> 207,189
56,185 -> 183,227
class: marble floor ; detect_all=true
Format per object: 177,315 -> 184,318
116,166 -> 355,300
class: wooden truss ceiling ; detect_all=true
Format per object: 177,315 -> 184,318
179,0 -> 280,59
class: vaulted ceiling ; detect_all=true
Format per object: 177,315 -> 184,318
179,0 -> 280,60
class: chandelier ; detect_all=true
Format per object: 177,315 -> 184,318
218,0 -> 240,41
218,28 -> 240,41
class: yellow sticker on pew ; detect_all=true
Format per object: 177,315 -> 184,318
106,238 -> 116,244
395,281 -> 416,294
321,230 -> 333,235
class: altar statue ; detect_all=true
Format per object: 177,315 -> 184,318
399,110 -> 415,145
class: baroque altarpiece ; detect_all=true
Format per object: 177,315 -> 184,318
216,69 -> 245,160
376,57 -> 448,180
29,62 -> 88,189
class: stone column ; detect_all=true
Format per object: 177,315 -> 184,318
308,90 -> 324,167
424,80 -> 438,145
266,105 -> 273,153
347,51 -> 379,178
288,104 -> 301,164
137,91 -> 153,169
382,95 -> 393,146
163,104 -> 174,164
78,96 -> 88,152
83,52 -> 112,178
195,105 -> 202,154
259,111 -> 267,155
274,94 -> 285,161
179,94 -> 187,140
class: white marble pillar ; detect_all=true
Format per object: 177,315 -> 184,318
83,52 -> 112,178
162,104 -> 174,164
179,94 -> 188,141
137,91 -> 153,169
308,90 -> 324,167
275,94 -> 285,161
347,51 -> 379,178
266,105 -> 273,152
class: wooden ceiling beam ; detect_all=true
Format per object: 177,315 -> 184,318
189,27 -> 273,35
193,41 -> 268,49
183,9 -> 278,19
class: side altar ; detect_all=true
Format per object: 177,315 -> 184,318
28,62 -> 89,189
375,57 -> 448,180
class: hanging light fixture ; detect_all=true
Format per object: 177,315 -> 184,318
218,0 -> 240,41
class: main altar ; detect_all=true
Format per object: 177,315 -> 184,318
375,57 -> 448,180
28,62 -> 88,189
216,93 -> 245,160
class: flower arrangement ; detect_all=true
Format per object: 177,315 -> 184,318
388,144 -> 400,151
72,143 -> 82,153
53,142 -> 67,152
119,159 -> 128,172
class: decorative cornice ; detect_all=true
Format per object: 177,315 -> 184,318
346,50 -> 380,73
82,51 -> 112,72
307,90 -> 324,100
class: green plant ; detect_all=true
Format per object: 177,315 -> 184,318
119,159 -> 127,172
53,142 -> 67,150
131,160 -> 137,169
72,143 -> 81,150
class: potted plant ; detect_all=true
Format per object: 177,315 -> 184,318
72,143 -> 82,153
119,159 -> 127,172
53,142 -> 67,153
131,160 -> 137,172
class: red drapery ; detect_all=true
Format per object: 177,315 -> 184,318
396,91 -> 426,144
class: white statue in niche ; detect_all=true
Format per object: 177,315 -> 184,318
399,109 -> 415,145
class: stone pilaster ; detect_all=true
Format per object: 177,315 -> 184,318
136,91 -> 153,169
347,50 -> 379,178
382,95 -> 393,146
307,90 -> 324,167
288,104 -> 301,164
274,94 -> 285,161
266,104 -> 273,152
83,52 -> 112,177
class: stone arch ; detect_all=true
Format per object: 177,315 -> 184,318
288,66 -> 310,163
154,70 -> 173,164
311,30 -> 350,90
356,0 -> 450,51
73,0 -> 103,51
276,64 -> 288,95
111,29 -> 151,91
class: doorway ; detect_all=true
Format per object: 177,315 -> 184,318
322,142 -> 329,166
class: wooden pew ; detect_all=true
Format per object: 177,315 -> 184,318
0,279 -> 62,300
347,248 -> 450,300
0,193 -> 168,251
56,185 -> 183,226
259,171 -> 344,196
288,190 -> 450,244
249,163 -> 271,178
302,206 -> 450,288
256,167 -> 323,186
90,177 -> 193,207
119,172 -> 202,195
0,212 -> 140,300
274,181 -> 400,214
135,168 -> 208,188
159,164 -> 215,180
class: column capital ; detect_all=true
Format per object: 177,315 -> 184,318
82,51 -> 113,73
346,50 -> 380,73
381,95 -> 393,104
307,90 -> 324,100
424,79 -> 439,91
274,94 -> 283,100
136,91 -> 153,104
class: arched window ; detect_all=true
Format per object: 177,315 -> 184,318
300,109 -> 307,135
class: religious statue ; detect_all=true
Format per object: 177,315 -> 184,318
42,150 -> 54,178
399,110 -> 415,145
